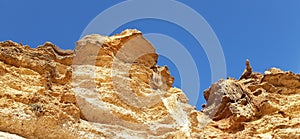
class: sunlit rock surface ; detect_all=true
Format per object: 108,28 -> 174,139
0,29 -> 299,138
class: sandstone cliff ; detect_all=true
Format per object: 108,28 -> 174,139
0,30 -> 299,139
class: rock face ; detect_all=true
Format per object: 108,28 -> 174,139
202,62 -> 300,138
0,29 -> 299,138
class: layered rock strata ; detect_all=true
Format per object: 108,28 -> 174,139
0,29 -> 299,138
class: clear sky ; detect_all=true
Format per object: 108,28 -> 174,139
1,1 -> 299,109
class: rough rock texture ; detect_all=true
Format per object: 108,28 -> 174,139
0,131 -> 25,139
0,29 -> 299,138
202,61 -> 300,138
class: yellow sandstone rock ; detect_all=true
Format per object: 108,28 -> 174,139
0,29 -> 299,138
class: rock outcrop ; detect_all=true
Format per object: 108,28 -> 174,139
0,29 -> 299,138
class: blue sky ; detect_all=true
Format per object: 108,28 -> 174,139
1,1 -> 299,109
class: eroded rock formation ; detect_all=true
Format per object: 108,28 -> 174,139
0,29 -> 299,138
